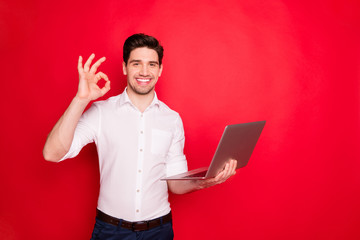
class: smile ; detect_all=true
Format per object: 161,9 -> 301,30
136,78 -> 152,84
136,78 -> 150,82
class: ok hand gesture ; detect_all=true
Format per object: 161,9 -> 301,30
76,53 -> 111,102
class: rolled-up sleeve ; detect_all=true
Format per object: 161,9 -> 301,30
60,104 -> 99,161
165,115 -> 188,177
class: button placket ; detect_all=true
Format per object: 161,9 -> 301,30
135,112 -> 145,218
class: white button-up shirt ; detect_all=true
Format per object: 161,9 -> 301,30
61,89 -> 188,221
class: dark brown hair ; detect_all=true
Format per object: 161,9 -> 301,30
123,33 -> 164,65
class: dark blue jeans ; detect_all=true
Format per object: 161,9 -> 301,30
90,217 -> 174,240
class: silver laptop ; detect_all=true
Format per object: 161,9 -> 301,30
161,120 -> 266,180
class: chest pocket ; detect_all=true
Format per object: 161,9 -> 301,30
151,129 -> 173,156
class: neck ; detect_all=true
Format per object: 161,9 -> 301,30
126,88 -> 155,113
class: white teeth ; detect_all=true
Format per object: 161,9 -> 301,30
136,78 -> 150,82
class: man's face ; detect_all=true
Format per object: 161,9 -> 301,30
123,47 -> 163,96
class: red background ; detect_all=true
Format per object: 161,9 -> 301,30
1,0 -> 359,239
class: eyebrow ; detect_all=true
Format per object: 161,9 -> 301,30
129,59 -> 159,65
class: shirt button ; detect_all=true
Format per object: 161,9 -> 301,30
137,189 -> 140,193
140,149 -> 143,152
138,170 -> 142,173
140,131 -> 143,134
136,209 -> 139,213
140,114 -> 143,117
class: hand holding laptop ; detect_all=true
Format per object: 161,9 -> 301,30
166,159 -> 238,194
162,121 -> 265,180
196,158 -> 237,189
165,121 -> 265,195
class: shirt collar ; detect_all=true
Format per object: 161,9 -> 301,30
118,87 -> 160,109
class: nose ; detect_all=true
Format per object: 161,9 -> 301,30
139,65 -> 149,76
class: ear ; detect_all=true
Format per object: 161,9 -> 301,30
159,64 -> 163,77
122,62 -> 127,75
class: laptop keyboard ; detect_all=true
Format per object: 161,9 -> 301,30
187,171 -> 207,178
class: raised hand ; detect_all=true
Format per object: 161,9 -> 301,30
76,53 -> 111,101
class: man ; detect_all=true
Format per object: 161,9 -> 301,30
43,33 -> 237,240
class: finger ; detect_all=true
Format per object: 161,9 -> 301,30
228,160 -> 235,171
78,56 -> 84,75
84,53 -> 95,72
230,160 -> 237,175
100,81 -> 111,96
211,161 -> 235,186
224,162 -> 233,179
221,162 -> 233,180
96,72 -> 111,96
214,168 -> 226,182
95,72 -> 109,82
90,57 -> 106,74
78,56 -> 84,72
